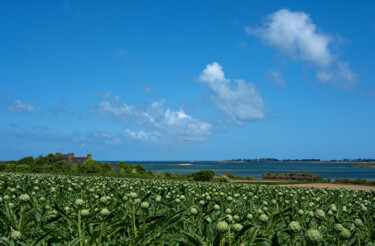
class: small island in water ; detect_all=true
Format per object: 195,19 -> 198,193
350,163 -> 375,168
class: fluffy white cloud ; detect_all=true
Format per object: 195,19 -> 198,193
2,99 -> 37,114
246,9 -> 357,90
92,96 -> 211,144
245,9 -> 332,66
199,62 -> 267,125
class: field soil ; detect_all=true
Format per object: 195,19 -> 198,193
279,183 -> 375,190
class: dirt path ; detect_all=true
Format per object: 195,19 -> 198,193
279,183 -> 375,190
229,180 -> 375,190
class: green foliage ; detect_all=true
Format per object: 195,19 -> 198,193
0,162 -> 5,171
262,172 -> 323,181
0,173 -> 374,245
164,171 -> 173,178
17,156 -> 34,165
335,178 -> 375,186
218,176 -> 229,183
2,153 -> 110,175
116,163 -> 148,176
189,170 -> 215,181
15,164 -> 31,173
224,172 -> 234,178
118,161 -> 126,170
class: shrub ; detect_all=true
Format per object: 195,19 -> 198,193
164,171 -> 173,178
189,170 -> 215,182
154,171 -> 165,178
16,164 -> 31,173
224,172 -> 234,178
0,162 -> 6,171
219,176 -> 229,183
262,173 -> 322,181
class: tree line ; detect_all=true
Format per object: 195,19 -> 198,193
0,153 -> 224,182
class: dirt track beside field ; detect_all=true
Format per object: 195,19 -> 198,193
229,180 -> 375,190
279,183 -> 375,190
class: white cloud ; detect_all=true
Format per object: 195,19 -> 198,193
124,129 -> 149,141
246,9 -> 357,90
92,96 -> 211,144
316,61 -> 357,90
199,62 -> 228,84
199,62 -> 267,125
3,99 -> 37,114
90,131 -> 122,145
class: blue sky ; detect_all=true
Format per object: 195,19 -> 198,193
1,1 -> 375,161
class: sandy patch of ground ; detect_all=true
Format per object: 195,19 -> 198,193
279,183 -> 375,190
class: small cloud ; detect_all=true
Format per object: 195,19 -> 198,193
124,129 -> 149,141
316,61 -> 357,90
245,9 -> 332,66
1,98 -> 37,114
91,94 -> 211,144
199,62 -> 268,125
267,68 -> 286,87
246,8 -> 357,90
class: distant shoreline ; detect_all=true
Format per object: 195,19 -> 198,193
349,164 -> 375,168
220,160 -> 375,164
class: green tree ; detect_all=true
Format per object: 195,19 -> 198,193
189,170 -> 215,181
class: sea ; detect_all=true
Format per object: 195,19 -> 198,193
104,161 -> 375,181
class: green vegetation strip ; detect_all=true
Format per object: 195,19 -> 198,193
0,172 -> 374,245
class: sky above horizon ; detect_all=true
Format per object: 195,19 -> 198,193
1,1 -> 375,161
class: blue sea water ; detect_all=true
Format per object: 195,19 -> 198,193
105,161 -> 375,181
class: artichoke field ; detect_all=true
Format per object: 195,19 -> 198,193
0,173 -> 374,245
